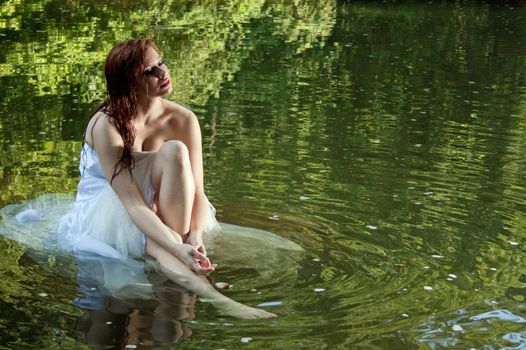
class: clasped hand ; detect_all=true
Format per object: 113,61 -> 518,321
175,232 -> 215,275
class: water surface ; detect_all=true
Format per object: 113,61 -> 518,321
1,0 -> 526,349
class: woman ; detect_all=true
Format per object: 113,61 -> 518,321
60,38 -> 276,319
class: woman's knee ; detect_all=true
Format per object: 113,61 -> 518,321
158,140 -> 190,169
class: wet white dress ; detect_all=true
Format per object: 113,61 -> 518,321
57,143 -> 220,260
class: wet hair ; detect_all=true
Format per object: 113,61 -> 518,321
85,38 -> 158,182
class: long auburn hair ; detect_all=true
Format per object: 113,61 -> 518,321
85,38 -> 158,181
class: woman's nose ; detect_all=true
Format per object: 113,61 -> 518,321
152,66 -> 166,79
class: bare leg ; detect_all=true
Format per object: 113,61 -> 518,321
151,140 -> 195,237
146,238 -> 276,319
148,141 -> 276,319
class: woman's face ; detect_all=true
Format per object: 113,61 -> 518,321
139,46 -> 172,98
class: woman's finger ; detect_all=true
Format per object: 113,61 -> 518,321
191,248 -> 208,262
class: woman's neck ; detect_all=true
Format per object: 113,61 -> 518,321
135,96 -> 163,124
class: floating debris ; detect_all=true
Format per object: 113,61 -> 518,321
424,192 -> 434,195
38,292 -> 48,297
394,261 -> 407,268
446,278 -> 453,281
313,288 -> 326,293
448,273 -> 457,279
105,321 -> 112,325
509,241 -> 519,246
414,144 -> 422,147
240,337 -> 253,343
489,267 -> 497,271
402,313 -> 409,318
299,196 -> 311,201
125,345 -> 137,349
423,266 -> 430,269
312,258 -> 320,262
268,215 -> 279,221
431,254 -> 444,259
250,288 -> 258,293
214,282 -> 231,289
257,301 -> 284,308
366,225 -> 378,230
423,286 -> 433,291
452,324 -> 464,332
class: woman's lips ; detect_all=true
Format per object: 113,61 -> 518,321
160,79 -> 171,88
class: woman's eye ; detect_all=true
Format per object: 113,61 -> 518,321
145,69 -> 153,76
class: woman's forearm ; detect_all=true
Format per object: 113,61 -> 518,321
127,204 -> 183,253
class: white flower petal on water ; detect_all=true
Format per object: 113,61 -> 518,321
215,282 -> 231,289
509,241 -> 519,246
431,254 -> 444,259
424,286 -> 433,291
257,301 -> 284,308
125,345 -> 137,349
402,313 -> 409,318
299,196 -> 310,201
240,337 -> 252,343
452,324 -> 463,332
38,292 -> 48,297
448,274 -> 457,279
312,258 -> 320,262
313,288 -> 326,293
106,321 -> 112,325
366,225 -> 378,230
489,267 -> 497,271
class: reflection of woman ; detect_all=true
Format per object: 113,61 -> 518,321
75,255 -> 197,348
59,38 -> 275,319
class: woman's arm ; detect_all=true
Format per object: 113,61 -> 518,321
88,113 -> 213,274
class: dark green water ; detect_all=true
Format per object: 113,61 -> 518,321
1,0 -> 526,348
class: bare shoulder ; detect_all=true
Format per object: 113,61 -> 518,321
163,100 -> 200,130
85,110 -> 123,148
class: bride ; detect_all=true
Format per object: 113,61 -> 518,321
58,38 -> 275,319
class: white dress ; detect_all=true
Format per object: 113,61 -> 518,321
57,143 -> 220,260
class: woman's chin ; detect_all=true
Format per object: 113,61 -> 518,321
161,85 -> 173,96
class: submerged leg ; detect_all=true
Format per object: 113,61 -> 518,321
146,238 -> 276,320
151,140 -> 195,237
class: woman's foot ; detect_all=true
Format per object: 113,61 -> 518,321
215,301 -> 277,319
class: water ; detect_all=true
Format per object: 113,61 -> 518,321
1,0 -> 526,348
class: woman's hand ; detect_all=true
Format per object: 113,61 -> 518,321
185,230 -> 207,256
174,243 -> 216,275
